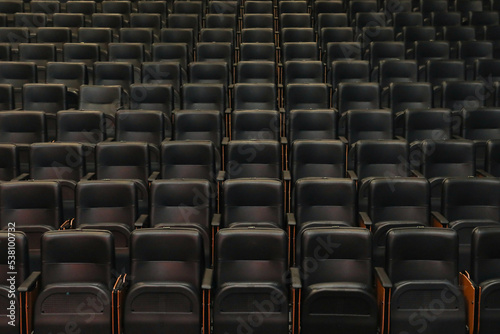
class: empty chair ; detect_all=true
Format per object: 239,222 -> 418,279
56,110 -> 109,144
436,177 -> 500,255
36,27 -> 71,55
167,14 -> 199,41
360,177 -> 430,266
379,60 -> 418,106
0,231 -> 29,334
174,110 -> 223,151
376,228 -> 468,334
0,111 -> 46,145
108,42 -> 146,69
95,142 -> 155,188
461,107 -> 500,156
281,27 -> 314,45
205,14 -> 237,30
221,179 -> 283,228
63,43 -> 100,73
130,84 -> 174,118
355,12 -> 386,38
78,28 -> 113,58
283,61 -> 323,87
189,61 -> 229,91
213,228 -> 288,334
431,12 -> 462,37
138,1 -> 167,25
284,84 -> 330,121
236,61 -> 276,84
66,1 -> 96,24
182,83 -> 227,117
129,14 -> 161,38
141,62 -> 182,108
426,60 -> 465,105
74,180 -> 147,272
456,0 -> 483,22
417,139 -> 476,211
0,43 -> 10,61
314,0 -> 344,16
93,62 -> 134,93
485,25 -> 500,58
369,42 -> 405,81
173,1 -> 203,24
233,83 -> 277,110
152,42 -> 189,71
22,83 -> 66,115
324,42 -> 362,70
290,140 -> 346,183
27,230 -> 115,334
115,109 -> 171,148
296,227 -> 378,334
420,0 -> 448,19
402,26 -> 436,56
243,13 -> 274,29
239,42 -> 275,62
281,42 -> 319,62
222,140 -> 282,179
475,58 -> 500,83
442,81 -> 486,133
393,12 -> 423,35
316,13 -> 348,31
200,28 -> 234,46
320,27 -> 354,56
149,179 -> 214,261
337,82 -> 380,115
102,1 -> 131,23
279,1 -> 308,14
390,82 -> 432,115
458,41 -> 494,79
471,226 -> 500,334
79,85 -> 123,115
240,28 -> 274,43
0,0 -> 23,26
287,109 -> 337,144
92,13 -> 123,41
414,41 -> 450,74
209,0 -> 239,14
244,1 -> 273,14
18,43 -> 55,80
360,27 -> 395,57
231,110 -> 280,141
196,42 -> 233,72
161,140 -> 220,184
122,228 -> 209,334
402,108 -> 452,143
46,62 -> 87,108
52,16 -> 84,39
0,181 -> 63,271
349,0 -> 378,23
160,28 -> 194,60
330,60 -> 370,90
0,83 -> 14,111
344,109 -> 394,148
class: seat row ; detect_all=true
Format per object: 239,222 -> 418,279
2,223 -> 500,333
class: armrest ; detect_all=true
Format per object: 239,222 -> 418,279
81,172 -> 95,181
202,268 -> 213,290
148,171 -> 160,183
359,212 -> 372,227
225,107 -> 231,115
134,214 -> 149,229
476,169 -> 493,177
432,211 -> 449,227
374,267 -> 392,289
287,212 -> 296,226
411,169 -> 425,178
211,213 -> 221,227
59,218 -> 74,230
395,135 -> 405,141
221,137 -> 229,146
346,170 -> 358,180
283,170 -> 291,181
339,136 -> 348,145
12,173 -> 29,181
112,273 -> 128,293
290,267 -> 302,289
280,136 -> 287,145
18,271 -> 41,293
217,170 -> 226,182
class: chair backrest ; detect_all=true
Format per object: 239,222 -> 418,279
420,140 -> 475,178
30,142 -> 86,181
130,228 -> 204,287
40,230 -> 114,289
115,109 -> 170,147
404,109 -> 452,143
346,109 -> 393,145
486,139 -> 500,176
291,140 -> 346,181
442,177 -> 500,222
386,227 -> 458,284
294,178 -> 356,228
0,111 -> 46,144
354,140 -> 410,179
300,227 -> 372,287
0,181 -> 62,230
288,109 -> 337,143
225,140 -> 281,179
0,143 -> 18,181
56,110 -> 107,143
368,177 -> 430,225
216,228 -> 287,287
223,179 -> 283,228
79,85 -> 122,115
471,226 -> 500,284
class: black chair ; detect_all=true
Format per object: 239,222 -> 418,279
485,139 -> 500,177
129,84 -> 174,117
79,85 -> 123,115
471,226 -> 500,334
294,227 -> 378,334
434,177 -> 500,272
74,180 -> 147,273
0,83 -> 14,111
375,227 -> 468,334
213,228 -> 289,334
120,228 -> 210,334
390,82 -> 432,115
174,110 -> 223,152
24,230 -> 116,334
